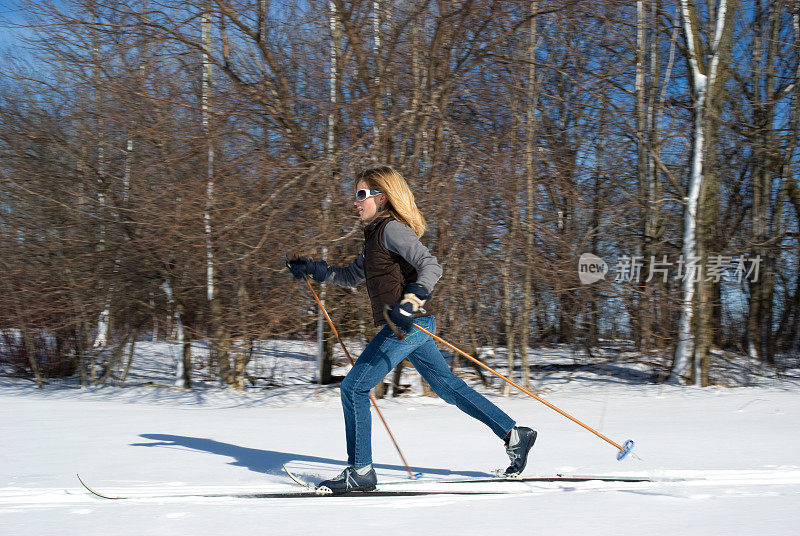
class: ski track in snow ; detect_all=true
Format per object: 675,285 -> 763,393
2,469 -> 800,507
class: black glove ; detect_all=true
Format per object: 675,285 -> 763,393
388,282 -> 430,331
286,257 -> 329,282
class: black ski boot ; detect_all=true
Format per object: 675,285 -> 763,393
503,426 -> 537,477
317,465 -> 377,495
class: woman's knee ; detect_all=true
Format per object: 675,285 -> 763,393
341,370 -> 371,400
432,373 -> 470,404
435,388 -> 459,405
340,374 -> 356,403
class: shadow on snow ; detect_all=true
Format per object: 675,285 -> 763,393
132,433 -> 491,479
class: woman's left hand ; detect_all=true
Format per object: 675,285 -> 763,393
388,282 -> 430,330
387,301 -> 416,331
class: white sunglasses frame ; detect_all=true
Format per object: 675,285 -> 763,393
355,188 -> 382,202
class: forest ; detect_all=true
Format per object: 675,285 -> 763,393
1,0 -> 798,389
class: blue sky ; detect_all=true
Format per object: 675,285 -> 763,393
0,2 -> 21,41
0,1 -> 35,54
0,1 -> 67,54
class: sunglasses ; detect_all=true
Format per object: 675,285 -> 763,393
355,188 -> 382,202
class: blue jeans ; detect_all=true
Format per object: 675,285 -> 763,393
340,315 -> 516,467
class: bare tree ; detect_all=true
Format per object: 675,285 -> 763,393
670,0 -> 738,384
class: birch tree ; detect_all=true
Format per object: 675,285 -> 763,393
313,0 -> 342,386
202,4 -> 235,385
670,0 -> 738,384
90,1 -> 110,356
519,0 -> 541,391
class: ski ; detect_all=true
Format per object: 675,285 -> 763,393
429,474 -> 661,484
279,465 -> 523,496
455,472 -> 700,484
281,464 -> 317,489
282,465 -> 694,488
76,473 -> 517,500
77,474 -> 319,499
77,474 -> 129,500
77,468 -> 690,501
405,473 -> 696,485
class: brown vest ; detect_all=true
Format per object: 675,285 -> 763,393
363,217 -> 435,326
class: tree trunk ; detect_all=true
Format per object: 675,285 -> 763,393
746,1 -> 783,366
636,0 -> 662,352
671,0 -> 737,384
161,280 -> 191,389
90,2 -> 111,351
520,0 -> 540,391
201,5 -> 232,385
502,260 -> 516,396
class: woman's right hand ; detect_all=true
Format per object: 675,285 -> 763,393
286,257 -> 329,282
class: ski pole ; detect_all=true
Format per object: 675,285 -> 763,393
383,307 -> 635,460
301,276 -> 419,478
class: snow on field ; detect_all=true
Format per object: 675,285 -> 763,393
1,340 -> 799,535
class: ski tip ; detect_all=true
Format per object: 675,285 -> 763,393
411,472 -> 424,480
282,464 -> 317,490
616,439 -> 635,461
76,474 -> 125,500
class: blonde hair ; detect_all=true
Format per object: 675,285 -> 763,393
356,166 -> 427,237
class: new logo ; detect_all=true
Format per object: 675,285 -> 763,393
578,253 -> 608,285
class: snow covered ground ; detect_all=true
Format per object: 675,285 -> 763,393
1,340 -> 799,535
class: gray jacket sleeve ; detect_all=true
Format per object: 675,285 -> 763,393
324,253 -> 366,288
382,220 -> 442,293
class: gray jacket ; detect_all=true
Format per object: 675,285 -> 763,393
324,220 -> 442,293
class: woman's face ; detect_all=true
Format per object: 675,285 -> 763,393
354,180 -> 386,221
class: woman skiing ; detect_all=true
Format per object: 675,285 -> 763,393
287,166 -> 536,493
